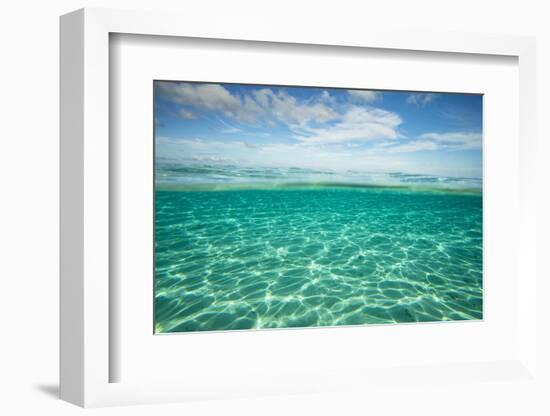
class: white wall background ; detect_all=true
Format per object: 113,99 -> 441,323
0,1 -> 548,415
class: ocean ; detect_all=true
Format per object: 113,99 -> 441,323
154,165 -> 482,333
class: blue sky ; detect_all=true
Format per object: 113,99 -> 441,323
155,81 -> 482,178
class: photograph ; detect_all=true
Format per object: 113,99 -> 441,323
153,81 -> 483,334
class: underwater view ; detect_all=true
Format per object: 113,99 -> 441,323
154,82 -> 483,333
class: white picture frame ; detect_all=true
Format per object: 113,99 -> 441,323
60,7 -> 538,408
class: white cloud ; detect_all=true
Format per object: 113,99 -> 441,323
372,132 -> 482,154
158,82 -> 240,113
348,90 -> 379,102
296,106 -> 402,145
158,82 -> 339,126
320,90 -> 333,103
178,108 -> 196,120
219,127 -> 241,134
252,88 -> 339,126
406,93 -> 437,106
381,141 -> 440,153
419,132 -> 482,150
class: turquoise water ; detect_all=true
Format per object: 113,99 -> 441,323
154,168 -> 482,333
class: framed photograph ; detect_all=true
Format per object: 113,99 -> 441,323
60,8 -> 539,408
